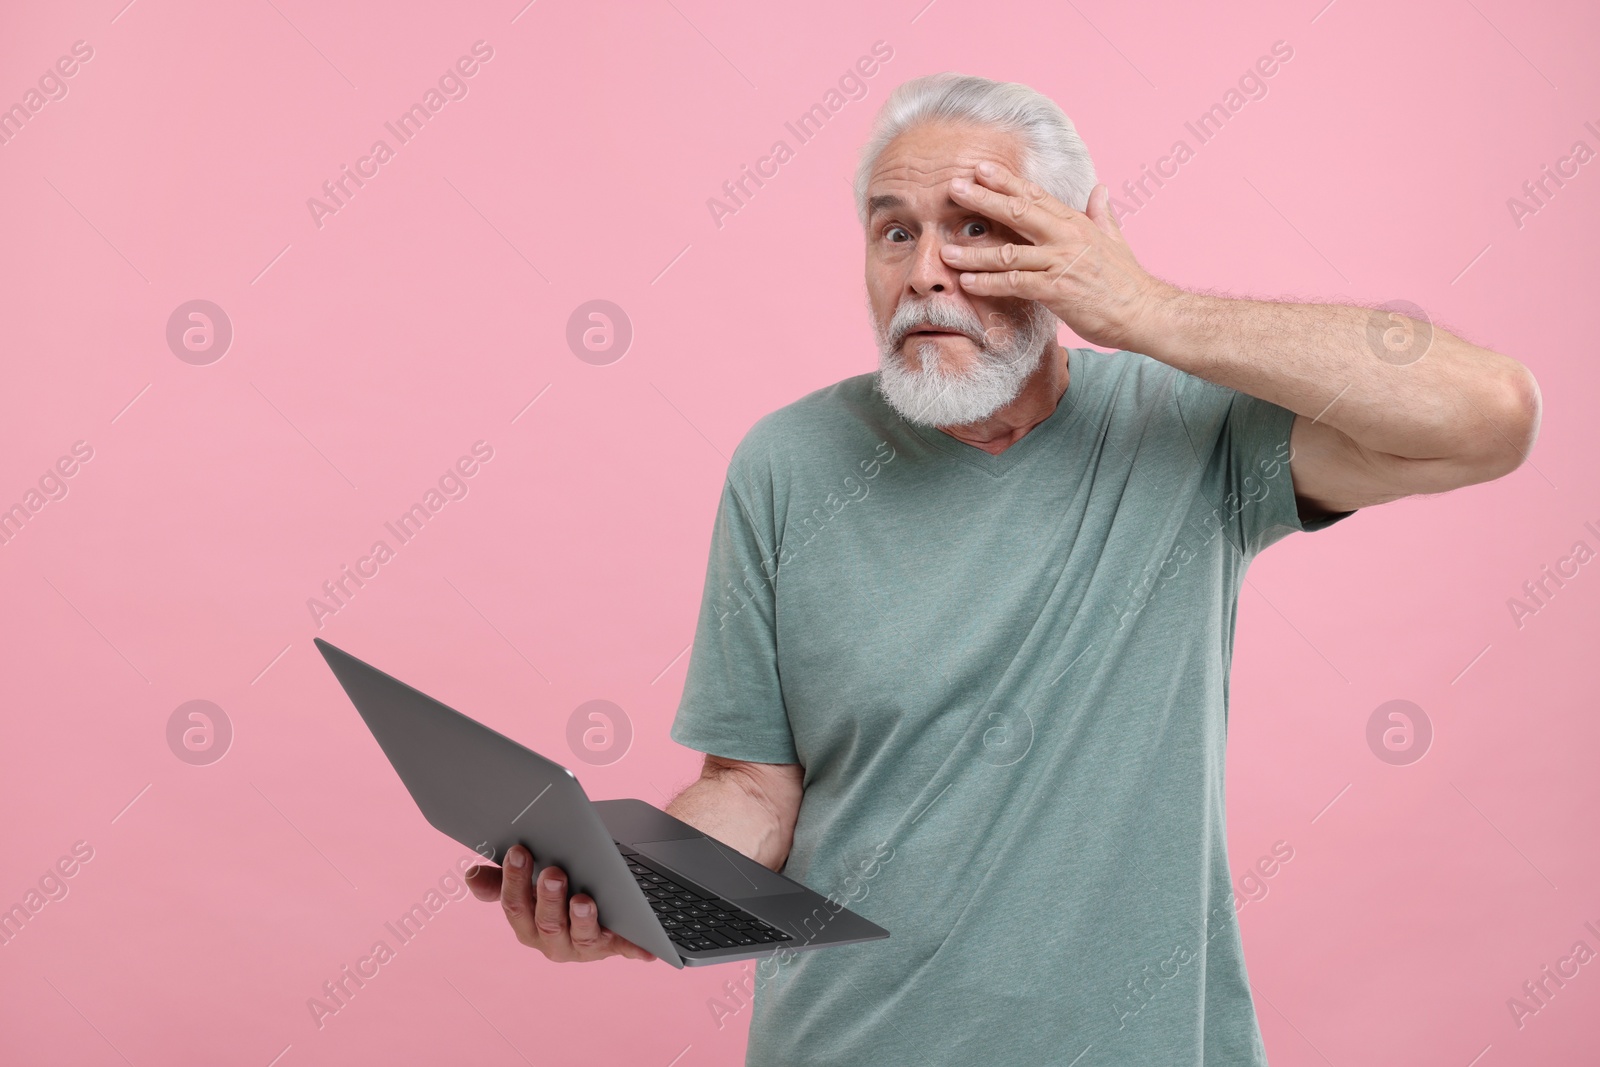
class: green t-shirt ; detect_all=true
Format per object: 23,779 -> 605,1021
669,346 -> 1354,1066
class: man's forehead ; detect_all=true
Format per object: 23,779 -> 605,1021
864,123 -> 1024,214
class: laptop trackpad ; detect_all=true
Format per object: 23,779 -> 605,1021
632,837 -> 798,901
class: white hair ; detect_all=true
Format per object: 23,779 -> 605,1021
852,72 -> 1098,224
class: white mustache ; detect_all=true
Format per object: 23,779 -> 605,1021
889,302 -> 983,348
888,303 -> 1034,352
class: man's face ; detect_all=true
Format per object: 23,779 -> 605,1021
863,120 -> 1058,426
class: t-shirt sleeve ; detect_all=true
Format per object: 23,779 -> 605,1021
1172,369 -> 1356,558
668,447 -> 801,766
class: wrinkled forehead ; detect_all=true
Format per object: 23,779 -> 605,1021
864,121 -> 1026,221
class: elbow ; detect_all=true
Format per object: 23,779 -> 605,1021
1460,362 -> 1541,482
1495,362 -> 1543,474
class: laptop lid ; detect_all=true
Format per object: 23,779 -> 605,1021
313,637 -> 684,965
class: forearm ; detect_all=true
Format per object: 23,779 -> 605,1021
1131,286 -> 1538,466
666,773 -> 794,872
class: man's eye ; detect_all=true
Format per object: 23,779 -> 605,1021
885,226 -> 911,242
962,220 -> 988,238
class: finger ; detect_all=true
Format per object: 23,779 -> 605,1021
533,865 -> 572,947
595,919 -> 658,962
611,933 -> 658,963
562,891 -> 656,962
955,265 -> 1053,302
970,159 -> 1074,221
949,166 -> 1069,242
465,864 -> 503,901
563,895 -> 611,959
498,846 -> 538,944
565,892 -> 656,962
940,240 -> 1053,274
567,893 -> 604,954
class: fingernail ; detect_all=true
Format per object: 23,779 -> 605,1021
950,177 -> 970,192
573,902 -> 593,917
942,244 -> 960,258
978,161 -> 997,176
544,877 -> 561,892
507,848 -> 526,869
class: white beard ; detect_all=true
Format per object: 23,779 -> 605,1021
872,294 -> 1059,427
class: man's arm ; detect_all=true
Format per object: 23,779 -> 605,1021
666,754 -> 804,872
935,163 -> 1543,516
1130,290 -> 1544,517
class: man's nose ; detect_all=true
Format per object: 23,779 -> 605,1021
907,229 -> 958,296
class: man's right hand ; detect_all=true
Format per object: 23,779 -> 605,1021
465,844 -> 657,963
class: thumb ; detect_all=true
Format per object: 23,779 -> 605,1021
1086,184 -> 1123,241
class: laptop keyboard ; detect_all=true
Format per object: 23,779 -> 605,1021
616,844 -> 794,954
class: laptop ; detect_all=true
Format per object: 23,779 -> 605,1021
313,637 -> 889,969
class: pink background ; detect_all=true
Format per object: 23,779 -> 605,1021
2,0 -> 1596,1064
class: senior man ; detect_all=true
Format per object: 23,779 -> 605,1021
467,72 -> 1541,1064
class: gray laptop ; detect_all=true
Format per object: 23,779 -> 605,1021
313,637 -> 888,968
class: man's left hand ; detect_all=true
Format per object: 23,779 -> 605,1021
941,161 -> 1173,352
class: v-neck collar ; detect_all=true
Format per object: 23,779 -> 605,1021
900,348 -> 1085,478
